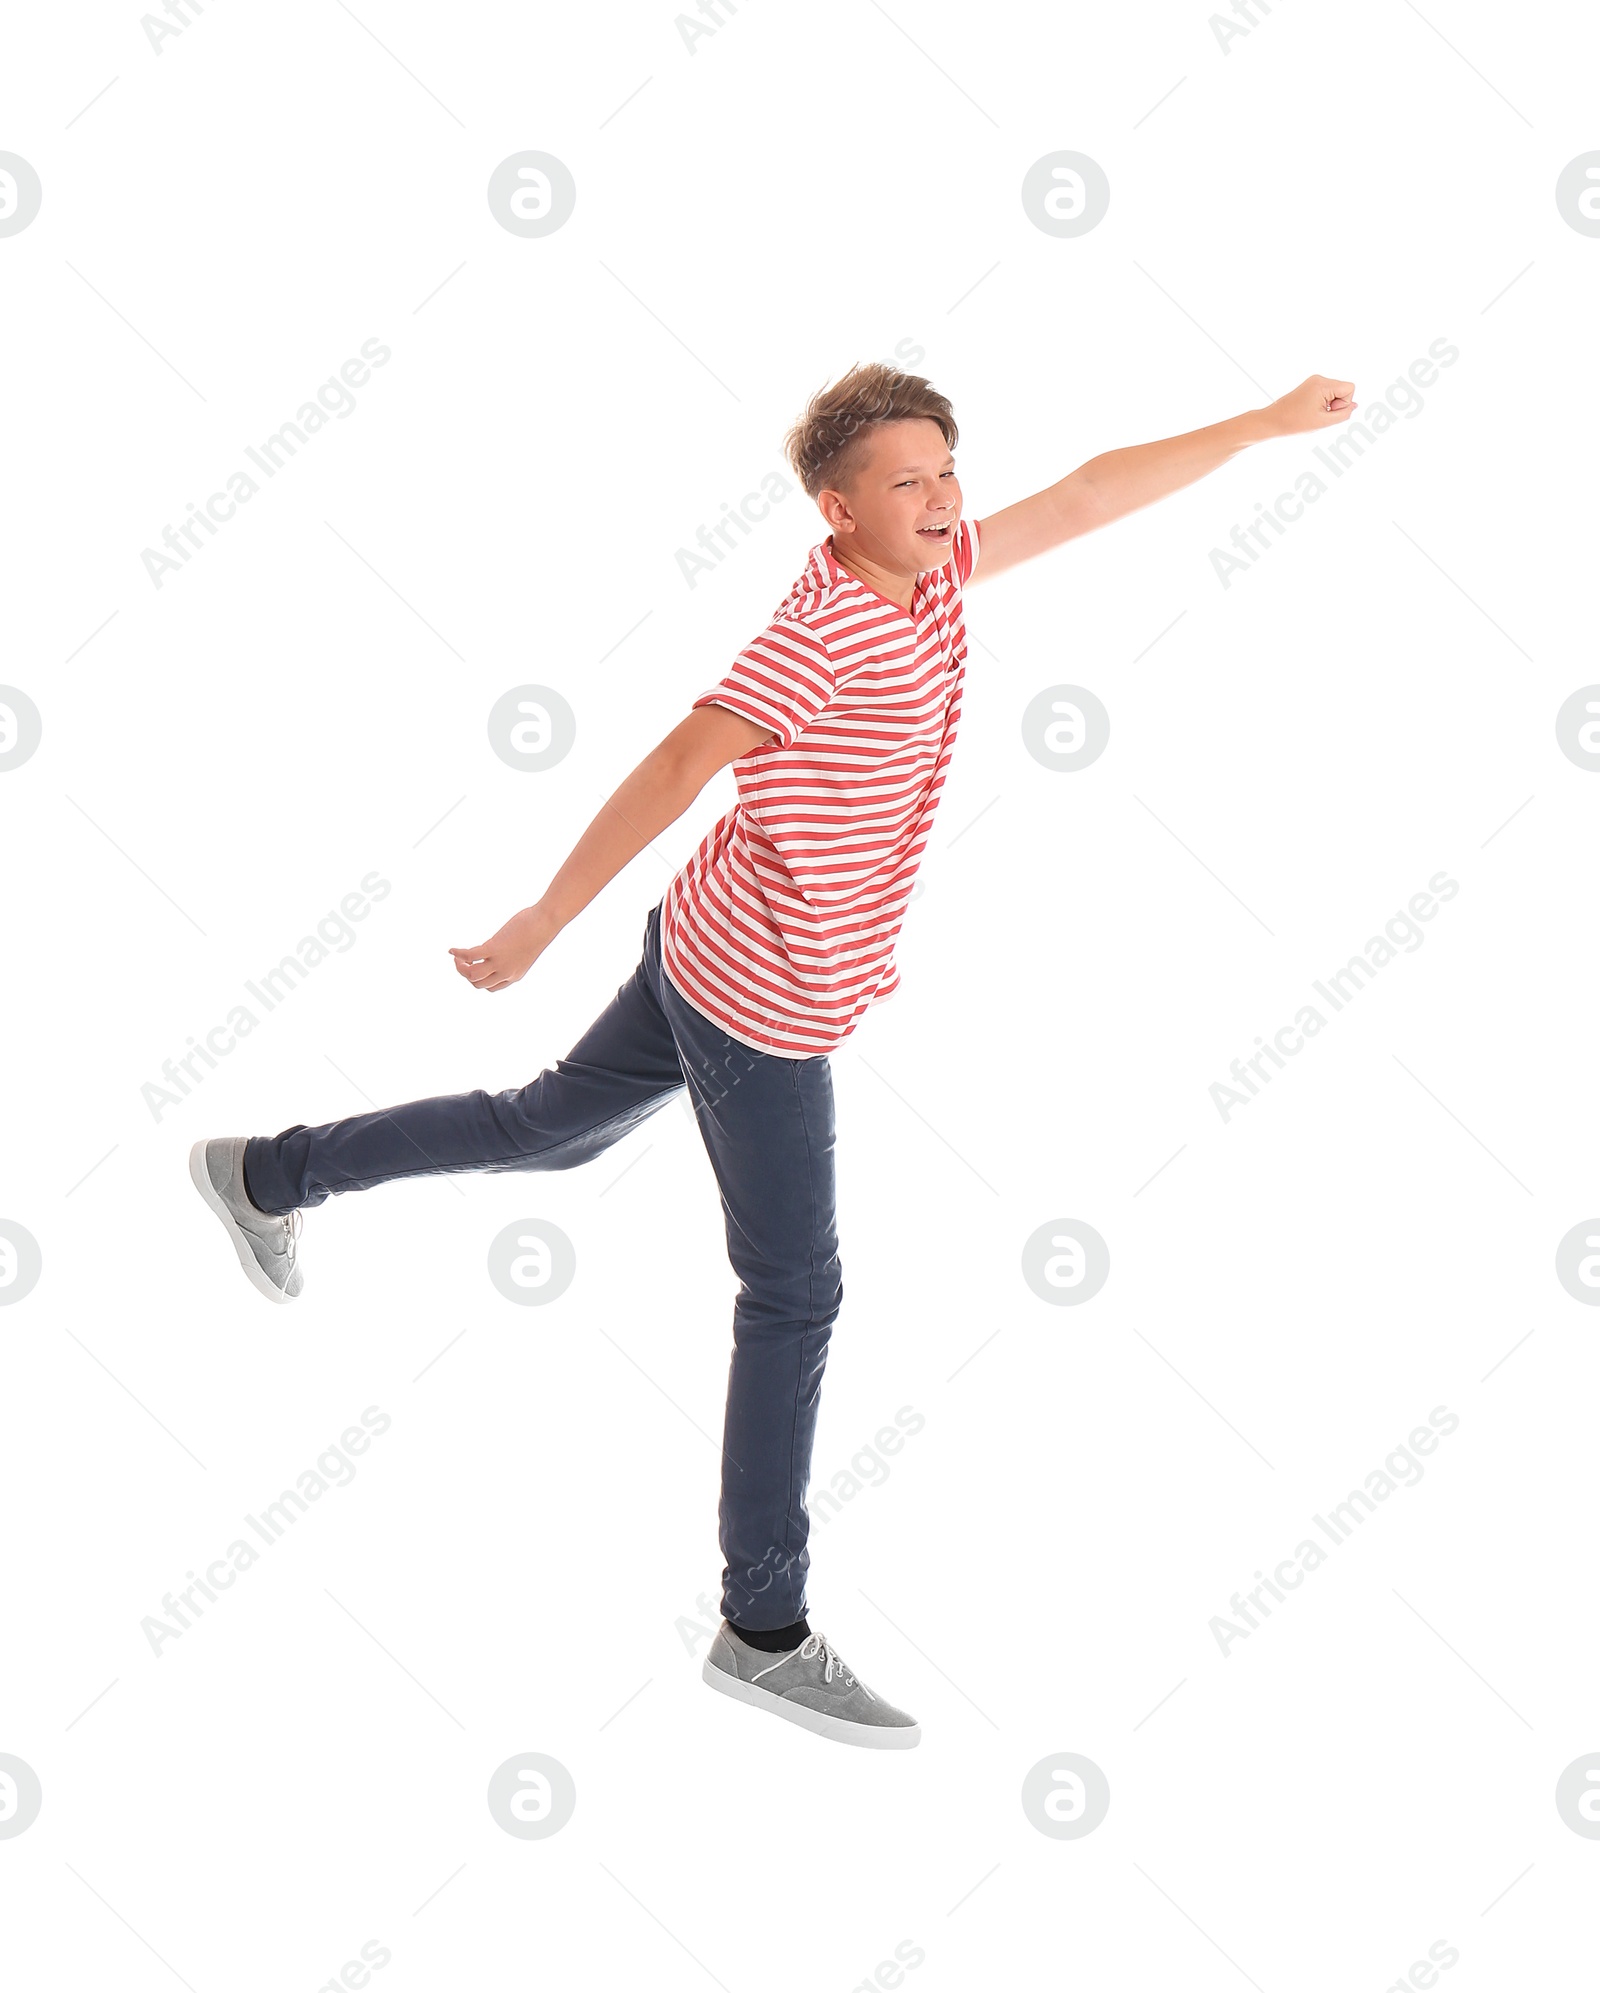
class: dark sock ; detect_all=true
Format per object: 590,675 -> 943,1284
730,1617 -> 810,1653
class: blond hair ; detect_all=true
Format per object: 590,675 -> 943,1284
783,362 -> 958,500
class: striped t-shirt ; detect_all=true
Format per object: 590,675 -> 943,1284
660,518 -> 979,1057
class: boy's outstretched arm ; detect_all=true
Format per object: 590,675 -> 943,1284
449,702 -> 773,993
972,374 -> 1356,582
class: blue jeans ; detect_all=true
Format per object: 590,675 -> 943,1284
243,900 -> 839,1632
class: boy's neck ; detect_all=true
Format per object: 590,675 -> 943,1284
829,536 -> 917,612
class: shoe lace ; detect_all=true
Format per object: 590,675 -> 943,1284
752,1630 -> 872,1697
279,1207 -> 302,1267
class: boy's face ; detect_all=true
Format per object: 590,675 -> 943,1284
822,418 -> 962,574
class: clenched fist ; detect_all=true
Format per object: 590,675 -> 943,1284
1266,375 -> 1357,435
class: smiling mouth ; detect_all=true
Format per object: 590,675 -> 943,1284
916,522 -> 953,542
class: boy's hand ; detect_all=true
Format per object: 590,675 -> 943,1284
449,903 -> 560,994
1266,375 -> 1357,436
444,710 -> 765,996
974,375 -> 1361,579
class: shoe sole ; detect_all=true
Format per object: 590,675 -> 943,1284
701,1655 -> 920,1749
188,1141 -> 295,1306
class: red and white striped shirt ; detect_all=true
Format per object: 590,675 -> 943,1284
660,518 -> 980,1057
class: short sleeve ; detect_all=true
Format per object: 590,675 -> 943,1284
693,616 -> 836,750
954,516 -> 981,585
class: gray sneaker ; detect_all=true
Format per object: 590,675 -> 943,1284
189,1137 -> 303,1304
702,1622 -> 920,1749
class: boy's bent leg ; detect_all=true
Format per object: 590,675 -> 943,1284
243,927 -> 686,1214
655,975 -> 841,1635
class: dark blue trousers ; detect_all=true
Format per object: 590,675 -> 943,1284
243,900 -> 839,1631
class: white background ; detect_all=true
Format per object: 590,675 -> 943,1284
3,1 -> 1598,1987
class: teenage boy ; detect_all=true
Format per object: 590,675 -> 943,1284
192,360 -> 1354,1749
